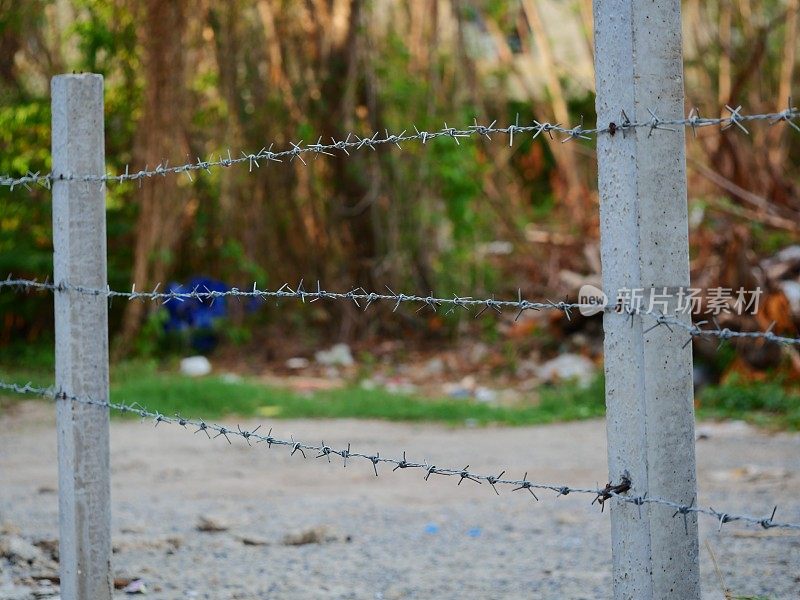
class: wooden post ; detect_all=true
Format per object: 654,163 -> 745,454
52,74 -> 113,600
593,2 -> 701,598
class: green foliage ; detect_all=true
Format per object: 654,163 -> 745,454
0,99 -> 52,286
133,309 -> 170,358
220,240 -> 268,283
0,2 -> 543,343
0,339 -> 54,389
110,366 -> 606,426
698,375 -> 800,430
0,344 -> 606,426
537,374 -> 606,421
1,1 -> 796,373
751,226 -> 795,257
1,343 -> 798,432
224,322 -> 252,346
0,0 -> 141,341
132,308 -> 254,358
369,28 -> 500,315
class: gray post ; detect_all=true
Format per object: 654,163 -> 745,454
52,74 -> 113,600
593,2 -> 700,599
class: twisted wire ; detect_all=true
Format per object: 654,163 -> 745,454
2,277 -> 799,347
1,379 -> 798,532
1,104 -> 797,190
0,277 -> 580,317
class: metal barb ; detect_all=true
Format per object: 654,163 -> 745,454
2,378 -> 800,531
592,476 -> 631,512
3,104 -> 799,190
4,277 -> 800,346
671,498 -> 696,535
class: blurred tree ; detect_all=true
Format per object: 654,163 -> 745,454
0,0 -> 797,355
117,0 -> 190,354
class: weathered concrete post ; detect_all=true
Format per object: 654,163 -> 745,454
52,73 -> 113,600
593,2 -> 701,598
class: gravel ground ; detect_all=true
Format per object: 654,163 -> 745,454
0,401 -> 798,599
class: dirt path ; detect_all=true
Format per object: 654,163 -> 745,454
1,402 -> 798,599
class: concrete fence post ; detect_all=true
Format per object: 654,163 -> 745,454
52,73 -> 113,600
593,2 -> 701,598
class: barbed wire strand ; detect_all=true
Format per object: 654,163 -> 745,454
0,277 -> 578,315
0,379 -> 798,532
1,103 -> 797,190
2,277 -> 799,347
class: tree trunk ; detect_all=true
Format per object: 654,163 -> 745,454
115,0 -> 190,356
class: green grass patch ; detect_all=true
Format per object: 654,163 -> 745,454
2,343 -> 798,430
697,375 -> 800,430
0,340 -> 54,389
0,354 -> 606,426
110,363 -> 606,426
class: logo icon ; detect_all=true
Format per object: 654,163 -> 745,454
578,284 -> 608,316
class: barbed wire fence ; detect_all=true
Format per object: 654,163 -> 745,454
3,276 -> 800,347
1,378 -> 798,534
0,12 -> 799,598
1,103 -> 797,191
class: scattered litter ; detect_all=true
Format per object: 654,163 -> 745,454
535,354 -> 595,388
180,355 -> 212,377
442,377 -> 498,404
760,245 -> 800,281
31,582 -> 59,598
282,526 -> 339,546
779,280 -> 800,314
444,385 -> 471,399
195,516 -> 229,533
468,344 -> 489,366
474,387 -> 498,404
477,240 -> 513,256
359,375 -> 416,394
314,343 -> 354,367
360,378 -> 378,390
239,536 -> 270,546
285,357 -> 310,370
165,536 -> 183,552
0,535 -> 44,564
114,578 -> 134,589
120,524 -> 145,534
423,523 -> 439,534
423,357 -> 445,376
444,375 -> 476,399
384,378 -> 417,395
122,579 -> 147,594
467,527 -> 482,538
32,539 -> 59,562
